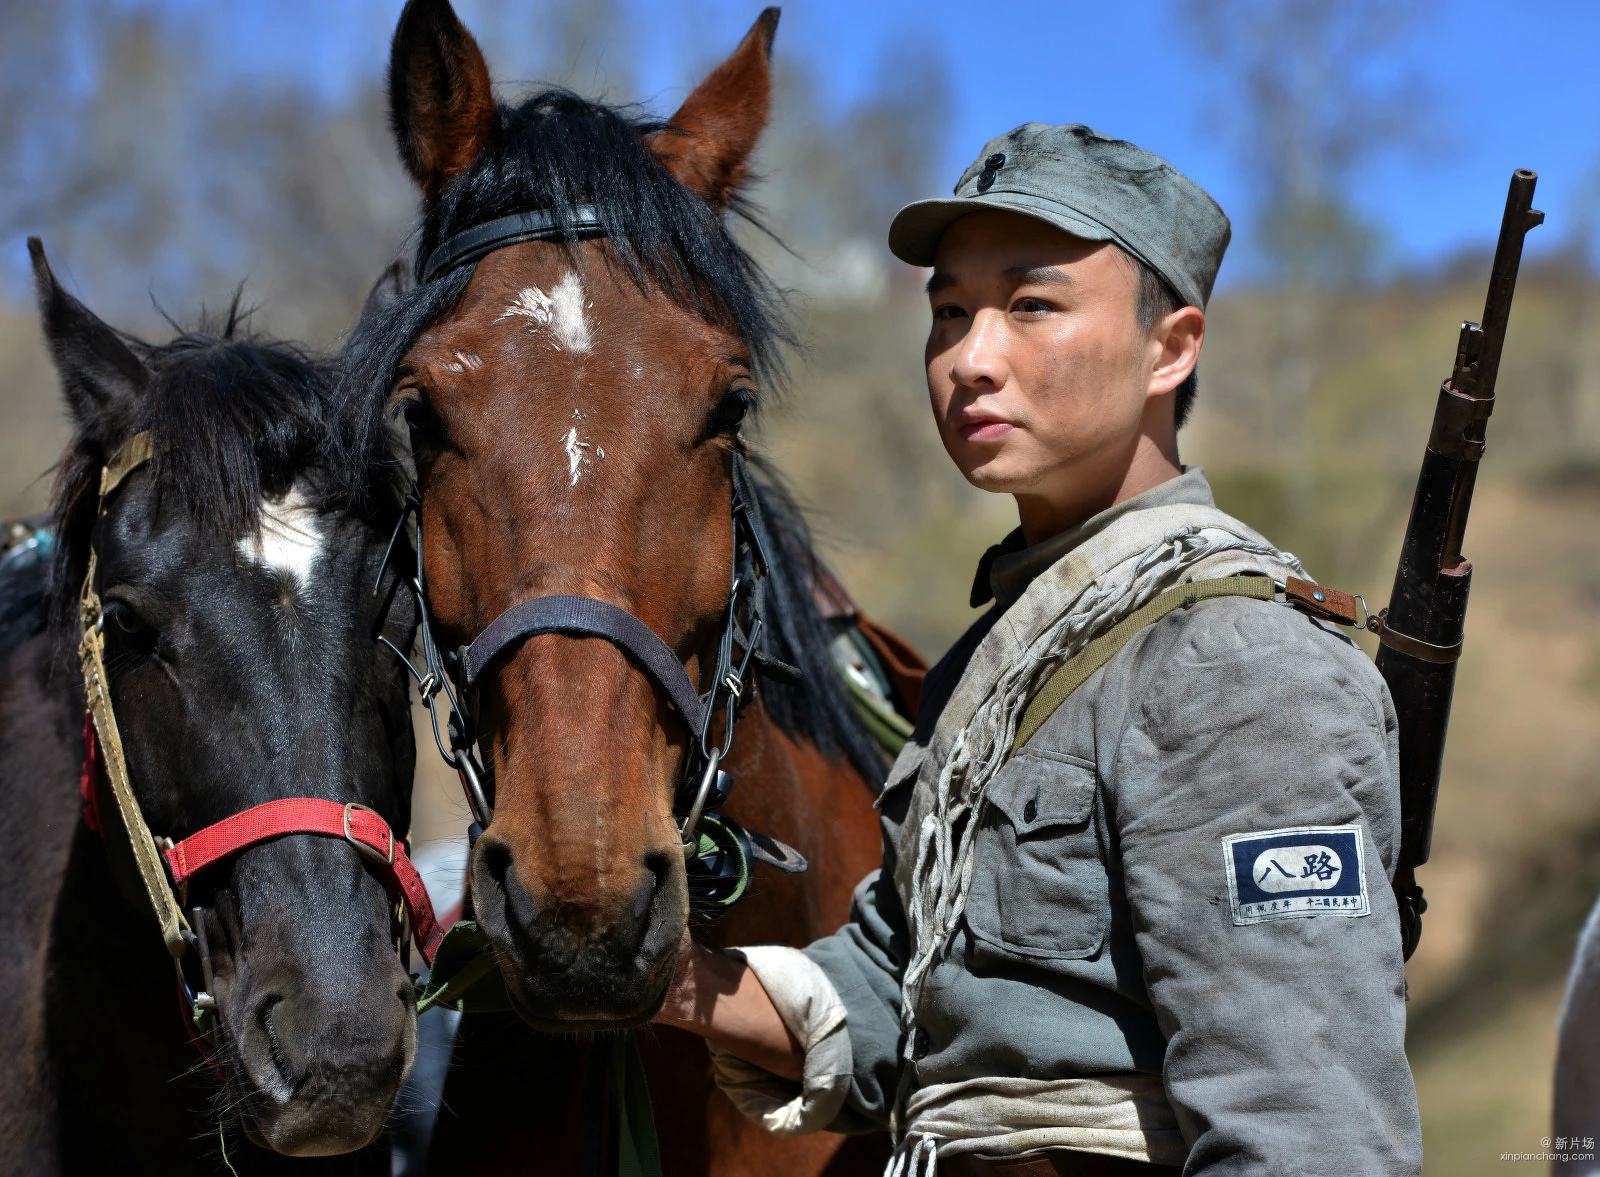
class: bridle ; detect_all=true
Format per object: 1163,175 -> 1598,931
381,205 -> 804,889
77,433 -> 444,1054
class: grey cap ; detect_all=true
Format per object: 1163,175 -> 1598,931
888,123 -> 1231,310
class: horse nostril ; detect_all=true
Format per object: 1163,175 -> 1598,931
626,852 -> 673,941
478,836 -> 514,899
474,835 -> 542,949
642,849 -> 670,888
255,993 -> 300,1099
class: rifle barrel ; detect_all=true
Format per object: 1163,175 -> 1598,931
1376,169 -> 1541,958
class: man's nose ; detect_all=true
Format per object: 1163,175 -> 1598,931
950,306 -> 1009,391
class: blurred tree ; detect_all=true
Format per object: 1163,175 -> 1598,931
1185,0 -> 1427,456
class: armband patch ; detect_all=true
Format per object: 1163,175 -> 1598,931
1222,824 -> 1369,925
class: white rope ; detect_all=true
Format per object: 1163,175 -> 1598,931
886,1134 -> 940,1177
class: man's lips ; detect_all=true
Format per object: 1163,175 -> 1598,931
958,416 -> 1015,442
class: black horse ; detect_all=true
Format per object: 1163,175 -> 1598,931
0,242 -> 422,1174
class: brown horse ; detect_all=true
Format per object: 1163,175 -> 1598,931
336,2 -> 911,1173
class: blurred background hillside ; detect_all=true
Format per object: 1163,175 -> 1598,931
2,2 -> 1596,1171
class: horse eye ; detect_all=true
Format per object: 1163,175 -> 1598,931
394,392 -> 449,448
103,598 -> 153,638
711,388 -> 754,437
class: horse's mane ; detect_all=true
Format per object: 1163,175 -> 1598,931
47,300 -> 383,645
744,462 -> 891,782
335,87 -> 886,780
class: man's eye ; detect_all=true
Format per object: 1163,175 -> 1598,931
1013,297 -> 1053,315
932,304 -> 967,321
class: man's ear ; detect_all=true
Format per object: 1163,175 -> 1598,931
646,8 -> 779,208
1148,305 -> 1204,398
388,0 -> 496,202
29,238 -> 148,447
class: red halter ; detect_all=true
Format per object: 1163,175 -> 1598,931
81,735 -> 444,967
161,799 -> 444,966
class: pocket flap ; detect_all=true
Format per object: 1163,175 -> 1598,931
984,749 -> 1096,832
876,743 -> 925,803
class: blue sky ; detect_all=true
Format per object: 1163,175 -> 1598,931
660,0 -> 1597,280
74,0 -> 1600,289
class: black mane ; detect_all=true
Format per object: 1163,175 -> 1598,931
335,87 -> 886,780
746,461 -> 890,782
47,305 -> 381,644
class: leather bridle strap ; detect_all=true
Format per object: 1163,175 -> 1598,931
78,431 -> 194,957
462,594 -> 708,736
417,206 -> 607,284
163,799 -> 444,966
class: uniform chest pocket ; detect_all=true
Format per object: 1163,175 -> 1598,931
964,749 -> 1109,960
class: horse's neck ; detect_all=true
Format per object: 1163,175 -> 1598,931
709,703 -> 885,950
51,833 -> 222,1166
0,635 -> 212,1174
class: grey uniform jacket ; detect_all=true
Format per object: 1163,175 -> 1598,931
798,471 -> 1423,1173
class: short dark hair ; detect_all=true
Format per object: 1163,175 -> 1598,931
1129,254 -> 1198,429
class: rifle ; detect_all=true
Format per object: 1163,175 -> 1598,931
1371,169 -> 1543,960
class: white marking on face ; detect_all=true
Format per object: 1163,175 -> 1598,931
238,484 -> 323,588
562,426 -> 591,487
498,285 -> 554,330
549,273 -> 592,353
561,410 -> 596,487
496,272 -> 592,353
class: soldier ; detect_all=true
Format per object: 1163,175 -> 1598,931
655,123 -> 1422,1175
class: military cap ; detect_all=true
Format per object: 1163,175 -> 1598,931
888,122 -> 1231,310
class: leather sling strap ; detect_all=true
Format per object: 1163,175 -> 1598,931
1009,576 -> 1277,757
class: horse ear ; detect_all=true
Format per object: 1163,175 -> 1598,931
648,8 -> 780,207
29,238 -> 148,442
388,0 -> 496,201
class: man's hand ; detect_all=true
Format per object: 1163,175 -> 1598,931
654,924 -> 806,1082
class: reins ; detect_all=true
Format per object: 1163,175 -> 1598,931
77,432 -> 444,1059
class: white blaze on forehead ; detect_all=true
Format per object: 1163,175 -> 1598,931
237,484 -> 323,587
496,271 -> 592,353
548,272 -> 592,352
562,408 -> 601,488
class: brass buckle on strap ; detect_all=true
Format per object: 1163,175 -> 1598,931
343,802 -> 395,866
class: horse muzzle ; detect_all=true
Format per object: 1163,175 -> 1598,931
472,830 -> 688,1028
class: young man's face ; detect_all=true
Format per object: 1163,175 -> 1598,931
924,209 -> 1180,514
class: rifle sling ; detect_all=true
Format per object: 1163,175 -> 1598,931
1010,576 -> 1276,757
